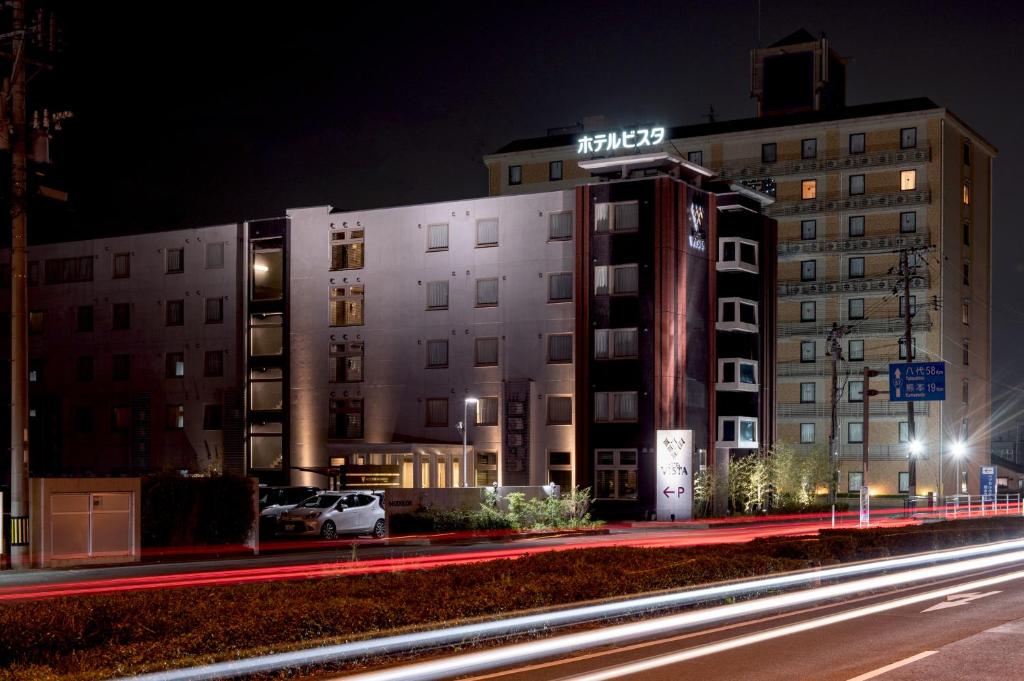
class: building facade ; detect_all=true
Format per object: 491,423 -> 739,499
482,35 -> 995,499
2,162 -> 776,520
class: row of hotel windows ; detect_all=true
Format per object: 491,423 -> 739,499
796,211 -> 919,240
30,351 -> 228,383
66,403 -> 224,434
760,128 -> 920,164
796,254 -> 924,282
327,213 -> 575,272
27,299 -> 226,334
4,243 -> 228,286
798,337 -> 918,363
798,170 -> 918,201
799,421 -> 922,445
508,160 -> 565,185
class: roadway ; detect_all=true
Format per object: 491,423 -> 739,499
0,515 -> 903,600
402,557 -> 1024,681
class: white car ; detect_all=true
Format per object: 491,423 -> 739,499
278,491 -> 386,539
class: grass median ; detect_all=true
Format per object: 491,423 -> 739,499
2,517 -> 1023,680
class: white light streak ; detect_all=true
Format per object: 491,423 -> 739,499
118,539 -> 1024,681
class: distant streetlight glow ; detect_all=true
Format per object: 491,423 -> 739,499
253,262 -> 269,273
951,441 -> 966,458
909,439 -> 923,456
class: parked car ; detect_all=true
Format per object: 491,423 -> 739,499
278,490 -> 386,539
258,485 -> 321,536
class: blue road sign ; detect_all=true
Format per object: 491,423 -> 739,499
888,362 -> 946,402
980,466 -> 996,501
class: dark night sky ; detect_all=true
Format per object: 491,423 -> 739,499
50,1 -> 1024,422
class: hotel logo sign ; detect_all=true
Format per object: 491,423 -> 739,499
577,126 -> 666,154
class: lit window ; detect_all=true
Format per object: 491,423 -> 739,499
165,352 -> 185,378
849,133 -> 865,154
475,397 -> 499,426
549,160 -> 563,181
800,423 -> 815,443
848,471 -> 864,491
900,170 -> 917,191
476,451 -> 498,486
718,417 -> 758,448
330,342 -> 364,382
849,174 -> 865,196
849,215 -> 865,237
962,182 -> 971,205
899,422 -> 910,443
898,472 -> 910,493
166,404 -> 185,430
329,285 -> 365,326
801,180 -> 817,200
330,228 -> 364,269
800,382 -> 815,403
508,165 -> 522,186
899,337 -> 918,360
848,340 -> 864,361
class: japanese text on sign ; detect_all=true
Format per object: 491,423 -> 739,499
577,127 -> 666,154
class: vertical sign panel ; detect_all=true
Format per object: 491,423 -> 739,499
656,430 -> 693,520
980,465 -> 996,502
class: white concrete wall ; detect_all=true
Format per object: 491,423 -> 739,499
287,191 -> 577,487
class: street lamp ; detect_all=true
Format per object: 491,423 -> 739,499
461,397 -> 478,487
951,440 -> 967,495
909,439 -> 923,457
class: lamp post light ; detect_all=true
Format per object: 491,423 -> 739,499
462,397 -> 478,487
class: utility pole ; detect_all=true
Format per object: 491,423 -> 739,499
862,367 -> 880,482
901,249 -> 917,498
8,0 -> 29,569
825,322 -> 847,503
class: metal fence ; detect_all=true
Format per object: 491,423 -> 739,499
943,494 -> 1023,519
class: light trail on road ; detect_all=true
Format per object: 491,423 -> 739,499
112,539 -> 1024,681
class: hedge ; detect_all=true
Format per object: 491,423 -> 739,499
1,517 -> 1021,680
141,474 -> 256,547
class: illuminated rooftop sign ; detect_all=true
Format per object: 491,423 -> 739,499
576,126 -> 665,154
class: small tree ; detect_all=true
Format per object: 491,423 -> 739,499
771,442 -> 831,508
693,468 -> 715,517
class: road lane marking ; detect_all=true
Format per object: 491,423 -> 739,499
844,651 -> 937,681
921,591 -> 1000,612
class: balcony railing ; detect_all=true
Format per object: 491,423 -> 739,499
778,312 -> 932,338
778,401 -> 929,419
777,271 -> 931,298
766,187 -> 931,218
777,355 -> 900,378
779,230 -> 931,258
712,146 -> 932,181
